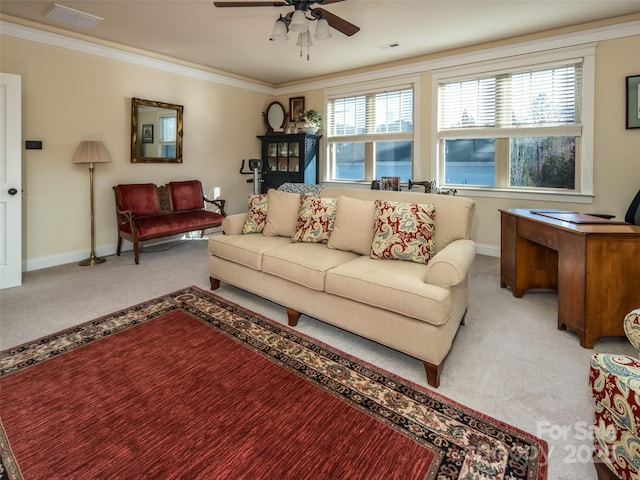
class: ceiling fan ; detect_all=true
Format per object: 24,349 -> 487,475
213,0 -> 360,37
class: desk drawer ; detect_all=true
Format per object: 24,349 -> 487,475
518,219 -> 559,250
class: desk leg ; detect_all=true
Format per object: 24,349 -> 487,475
500,214 -> 558,297
557,232 -> 589,347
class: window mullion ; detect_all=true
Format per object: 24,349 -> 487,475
495,138 -> 510,188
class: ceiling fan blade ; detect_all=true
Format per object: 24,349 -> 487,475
316,0 -> 348,4
313,7 -> 360,36
213,1 -> 288,7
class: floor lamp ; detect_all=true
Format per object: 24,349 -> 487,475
72,141 -> 112,266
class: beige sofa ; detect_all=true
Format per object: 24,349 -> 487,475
208,187 -> 476,387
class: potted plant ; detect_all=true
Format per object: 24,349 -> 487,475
295,109 -> 321,133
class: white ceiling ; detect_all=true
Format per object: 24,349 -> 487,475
2,1 -> 640,86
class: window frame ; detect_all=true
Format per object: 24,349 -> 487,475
323,74 -> 421,185
430,45 -> 595,203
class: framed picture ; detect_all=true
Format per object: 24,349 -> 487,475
381,176 -> 400,191
142,124 -> 154,143
626,75 -> 640,129
289,96 -> 305,122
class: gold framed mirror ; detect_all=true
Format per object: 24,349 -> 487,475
131,98 -> 183,163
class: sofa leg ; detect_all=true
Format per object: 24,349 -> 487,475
286,308 -> 301,327
423,361 -> 442,388
116,236 -> 122,257
210,277 -> 220,290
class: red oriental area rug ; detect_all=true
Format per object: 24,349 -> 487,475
0,287 -> 547,479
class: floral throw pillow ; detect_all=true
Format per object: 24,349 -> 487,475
242,193 -> 268,234
370,200 -> 436,264
291,196 -> 337,243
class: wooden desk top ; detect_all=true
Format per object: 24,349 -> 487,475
500,209 -> 640,235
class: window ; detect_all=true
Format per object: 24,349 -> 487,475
326,79 -> 416,183
159,114 -> 177,157
433,48 -> 594,197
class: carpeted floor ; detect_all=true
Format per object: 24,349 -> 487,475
0,287 -> 546,480
0,238 -> 636,479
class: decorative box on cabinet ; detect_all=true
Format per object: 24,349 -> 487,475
258,133 -> 321,193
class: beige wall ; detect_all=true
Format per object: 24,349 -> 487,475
1,35 -> 272,268
1,23 -> 639,269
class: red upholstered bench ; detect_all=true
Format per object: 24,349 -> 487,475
113,180 -> 226,264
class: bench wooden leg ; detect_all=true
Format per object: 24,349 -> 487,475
423,361 -> 442,388
286,308 -> 301,326
133,241 -> 140,264
210,277 -> 220,290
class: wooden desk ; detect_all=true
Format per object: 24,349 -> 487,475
500,209 -> 640,348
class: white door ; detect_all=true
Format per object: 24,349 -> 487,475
0,73 -> 22,289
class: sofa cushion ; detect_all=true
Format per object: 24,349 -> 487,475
209,234 -> 291,271
263,189 -> 302,238
370,200 -> 436,265
242,194 -> 268,234
262,243 -> 358,291
114,183 -> 159,216
167,180 -> 204,212
292,196 -> 337,243
319,187 -> 475,253
326,256 -> 451,326
327,196 -> 376,256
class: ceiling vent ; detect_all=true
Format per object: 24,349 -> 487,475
45,3 -> 103,29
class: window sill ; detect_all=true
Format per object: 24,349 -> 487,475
323,181 -> 594,204
449,187 -> 594,204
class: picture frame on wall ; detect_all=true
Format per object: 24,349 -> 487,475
626,75 -> 640,129
289,97 -> 305,122
142,124 -> 154,143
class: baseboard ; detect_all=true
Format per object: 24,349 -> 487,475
23,229 -> 222,272
476,243 -> 499,257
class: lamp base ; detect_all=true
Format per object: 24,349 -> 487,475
78,252 -> 106,267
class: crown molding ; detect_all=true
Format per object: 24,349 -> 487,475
2,18 -> 638,97
0,20 -> 277,95
274,19 -> 640,95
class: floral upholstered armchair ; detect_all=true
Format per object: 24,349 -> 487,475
589,309 -> 640,480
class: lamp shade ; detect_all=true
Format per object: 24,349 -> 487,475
270,18 -> 289,41
289,9 -> 308,33
314,18 -> 332,40
73,141 -> 111,164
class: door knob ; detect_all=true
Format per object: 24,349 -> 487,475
8,188 -> 18,195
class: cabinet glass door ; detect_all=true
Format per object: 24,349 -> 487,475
288,142 -> 299,172
267,142 -> 278,171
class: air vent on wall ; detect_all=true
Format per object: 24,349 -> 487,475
45,3 -> 103,29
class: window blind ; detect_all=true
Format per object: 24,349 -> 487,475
439,61 -> 582,132
160,115 -> 177,142
328,88 -> 414,138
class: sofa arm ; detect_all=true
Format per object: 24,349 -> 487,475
624,309 -> 640,355
222,213 -> 248,235
425,239 -> 476,287
590,353 -> 640,433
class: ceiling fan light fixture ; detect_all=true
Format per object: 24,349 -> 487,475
314,18 -> 332,40
270,18 -> 289,41
289,9 -> 308,33
296,31 -> 313,47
